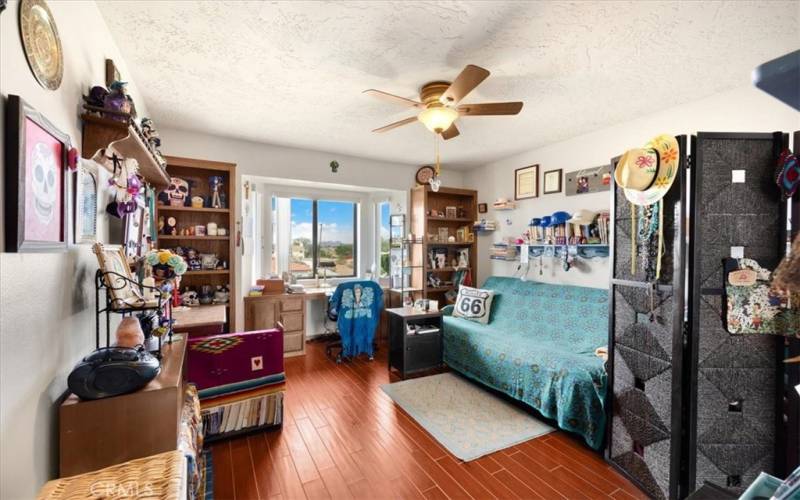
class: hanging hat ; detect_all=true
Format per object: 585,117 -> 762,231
529,218 -> 541,226
539,216 -> 552,227
615,134 -> 680,206
569,209 -> 596,225
776,149 -> 799,200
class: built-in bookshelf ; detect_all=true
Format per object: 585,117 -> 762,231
409,185 -> 478,304
155,156 -> 237,331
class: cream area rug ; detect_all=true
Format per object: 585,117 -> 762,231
381,372 -> 554,461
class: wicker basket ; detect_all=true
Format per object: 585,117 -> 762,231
38,451 -> 185,499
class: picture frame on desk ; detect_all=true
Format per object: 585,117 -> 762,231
4,95 -> 71,252
92,242 -> 144,308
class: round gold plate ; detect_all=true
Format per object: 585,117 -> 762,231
20,0 -> 63,91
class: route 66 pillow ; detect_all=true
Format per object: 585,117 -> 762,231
453,286 -> 495,324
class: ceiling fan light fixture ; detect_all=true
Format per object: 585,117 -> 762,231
418,106 -> 459,134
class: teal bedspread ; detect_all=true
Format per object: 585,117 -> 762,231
442,276 -> 609,450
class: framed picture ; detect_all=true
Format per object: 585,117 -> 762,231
543,169 -> 563,194
74,159 -> 99,244
515,165 -> 538,200
92,243 -> 144,308
4,95 -> 70,252
477,203 -> 487,214
445,206 -> 457,219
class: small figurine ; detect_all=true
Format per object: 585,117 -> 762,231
213,285 -> 230,304
181,288 -> 199,307
199,285 -> 214,305
209,175 -> 224,208
103,81 -> 135,121
162,216 -> 177,235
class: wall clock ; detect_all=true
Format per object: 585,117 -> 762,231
19,0 -> 63,91
416,165 -> 435,185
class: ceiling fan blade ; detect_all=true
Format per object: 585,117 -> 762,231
440,64 -> 490,105
458,102 -> 523,116
372,116 -> 418,133
441,123 -> 460,140
363,89 -> 424,108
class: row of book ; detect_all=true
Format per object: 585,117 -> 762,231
201,390 -> 284,437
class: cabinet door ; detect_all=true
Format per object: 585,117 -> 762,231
280,311 -> 303,332
245,298 -> 277,331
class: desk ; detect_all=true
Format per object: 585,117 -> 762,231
172,304 -> 227,337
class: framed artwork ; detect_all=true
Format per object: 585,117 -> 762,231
92,243 -> 144,308
74,159 -> 99,243
565,165 -> 612,196
515,165 -> 538,200
477,203 -> 487,214
445,206 -> 457,219
543,169 -> 563,194
4,95 -> 70,252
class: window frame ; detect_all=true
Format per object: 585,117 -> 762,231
275,195 -> 359,280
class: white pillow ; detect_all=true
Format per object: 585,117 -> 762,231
452,286 -> 495,324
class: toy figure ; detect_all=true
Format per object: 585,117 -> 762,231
213,285 -> 230,304
209,175 -> 224,208
162,216 -> 177,235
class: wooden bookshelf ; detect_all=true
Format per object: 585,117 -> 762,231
156,156 -> 237,332
409,186 -> 478,304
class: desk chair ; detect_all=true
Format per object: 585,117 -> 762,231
325,280 -> 384,363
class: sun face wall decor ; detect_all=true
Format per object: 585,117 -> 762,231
19,0 -> 63,90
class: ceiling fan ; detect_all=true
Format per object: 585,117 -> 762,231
364,64 -> 523,140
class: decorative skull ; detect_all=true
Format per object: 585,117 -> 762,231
182,289 -> 199,307
164,177 -> 189,207
31,142 -> 57,224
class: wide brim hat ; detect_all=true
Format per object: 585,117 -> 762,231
617,134 -> 680,206
569,209 -> 596,225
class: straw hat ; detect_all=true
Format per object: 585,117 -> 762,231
569,209 -> 596,226
615,134 -> 680,206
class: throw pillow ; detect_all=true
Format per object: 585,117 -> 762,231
452,286 -> 495,324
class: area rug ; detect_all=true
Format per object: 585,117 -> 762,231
380,372 -> 553,461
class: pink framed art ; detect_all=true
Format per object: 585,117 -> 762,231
4,94 -> 71,252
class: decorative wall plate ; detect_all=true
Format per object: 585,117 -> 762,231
19,0 -> 63,90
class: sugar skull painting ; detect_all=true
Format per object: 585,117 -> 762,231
6,95 -> 70,252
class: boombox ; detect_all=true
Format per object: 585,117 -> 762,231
67,346 -> 160,400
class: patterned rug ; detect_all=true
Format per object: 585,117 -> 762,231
381,372 -> 553,461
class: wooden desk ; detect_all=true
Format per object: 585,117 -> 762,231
244,293 -> 306,357
172,304 -> 227,336
60,335 -> 187,477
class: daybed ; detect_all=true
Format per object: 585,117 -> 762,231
443,276 -> 609,449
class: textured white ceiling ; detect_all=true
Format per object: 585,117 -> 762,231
97,1 -> 798,170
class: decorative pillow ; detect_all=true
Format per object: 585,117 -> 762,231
452,286 -> 495,324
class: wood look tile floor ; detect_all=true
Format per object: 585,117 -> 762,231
211,341 -> 646,500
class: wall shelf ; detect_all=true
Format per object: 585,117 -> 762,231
80,113 -> 170,187
158,235 -> 230,241
157,206 -> 230,214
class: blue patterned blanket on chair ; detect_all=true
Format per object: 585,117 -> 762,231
443,276 -> 609,449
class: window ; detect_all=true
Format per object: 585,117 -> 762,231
378,202 -> 391,278
272,196 -> 358,279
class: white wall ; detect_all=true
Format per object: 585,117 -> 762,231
0,2 -> 150,497
464,86 -> 800,288
159,128 -> 464,327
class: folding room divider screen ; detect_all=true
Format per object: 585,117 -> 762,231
607,132 -> 798,499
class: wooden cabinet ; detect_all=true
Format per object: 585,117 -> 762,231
244,294 -> 306,357
59,335 -> 187,477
